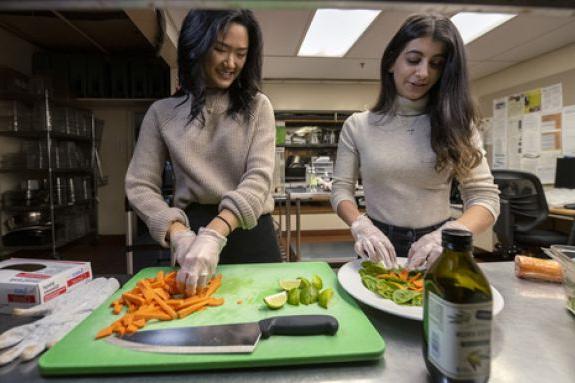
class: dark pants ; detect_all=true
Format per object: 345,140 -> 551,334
185,203 -> 282,264
369,216 -> 447,258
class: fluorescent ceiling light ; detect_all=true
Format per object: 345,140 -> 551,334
298,9 -> 381,57
451,12 -> 516,44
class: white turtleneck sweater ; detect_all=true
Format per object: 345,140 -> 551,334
331,96 -> 500,229
125,91 -> 276,247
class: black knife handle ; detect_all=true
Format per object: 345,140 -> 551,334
258,315 -> 339,339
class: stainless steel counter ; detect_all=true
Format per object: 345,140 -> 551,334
1,262 -> 574,382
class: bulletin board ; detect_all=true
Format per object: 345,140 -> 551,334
490,83 -> 575,184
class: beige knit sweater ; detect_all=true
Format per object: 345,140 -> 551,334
331,96 -> 500,228
125,91 -> 276,247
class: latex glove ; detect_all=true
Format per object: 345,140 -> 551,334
169,228 -> 197,267
406,220 -> 470,270
0,277 -> 119,365
176,227 -> 227,296
316,177 -> 332,191
350,214 -> 396,269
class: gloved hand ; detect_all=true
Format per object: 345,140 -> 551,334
169,228 -> 197,267
350,214 -> 396,269
176,227 -> 227,296
0,277 -> 120,365
406,220 -> 470,270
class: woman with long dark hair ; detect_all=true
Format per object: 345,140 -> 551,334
126,10 -> 281,295
331,14 -> 500,269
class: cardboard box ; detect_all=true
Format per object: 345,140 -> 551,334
0,258 -> 92,314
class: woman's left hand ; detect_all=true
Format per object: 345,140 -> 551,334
406,221 -> 469,270
176,227 -> 227,296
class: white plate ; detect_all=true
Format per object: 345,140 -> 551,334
338,259 -> 505,321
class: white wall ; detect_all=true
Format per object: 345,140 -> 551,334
86,102 -> 151,235
263,81 -> 379,112
473,42 -> 575,115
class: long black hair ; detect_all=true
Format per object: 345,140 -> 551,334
174,9 -> 263,122
372,13 -> 481,178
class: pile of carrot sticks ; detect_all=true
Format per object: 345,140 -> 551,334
96,271 -> 223,339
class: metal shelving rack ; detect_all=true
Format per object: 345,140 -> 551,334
0,90 -> 100,257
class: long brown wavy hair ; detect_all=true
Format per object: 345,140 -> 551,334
371,13 -> 482,179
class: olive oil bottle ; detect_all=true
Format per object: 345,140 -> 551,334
423,229 -> 493,383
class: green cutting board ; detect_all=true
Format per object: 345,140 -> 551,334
40,262 -> 385,375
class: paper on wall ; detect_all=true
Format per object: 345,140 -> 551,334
507,94 -> 524,120
492,98 -> 508,169
541,83 -> 563,113
562,105 -> 575,156
520,155 -> 539,175
521,112 -> 540,156
536,151 -> 561,184
524,88 -> 542,113
507,119 -> 522,169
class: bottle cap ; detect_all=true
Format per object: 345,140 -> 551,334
442,229 -> 473,251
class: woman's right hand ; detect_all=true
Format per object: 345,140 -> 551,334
175,227 -> 226,296
169,228 -> 197,267
350,215 -> 397,268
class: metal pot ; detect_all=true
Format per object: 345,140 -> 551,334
4,211 -> 49,231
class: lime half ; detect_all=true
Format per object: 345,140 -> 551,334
279,279 -> 301,291
264,292 -> 287,309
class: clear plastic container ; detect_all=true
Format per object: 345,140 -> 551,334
549,245 -> 575,315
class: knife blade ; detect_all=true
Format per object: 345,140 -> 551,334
106,314 -> 339,354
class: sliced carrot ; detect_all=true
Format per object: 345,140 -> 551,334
177,298 -> 211,318
201,274 -> 222,298
412,279 -> 424,289
206,297 -> 224,306
96,272 -> 224,339
399,269 -> 409,281
112,303 -> 123,315
123,292 -> 145,306
95,326 -> 114,339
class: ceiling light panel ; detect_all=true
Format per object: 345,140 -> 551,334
451,12 -> 517,45
298,9 -> 381,57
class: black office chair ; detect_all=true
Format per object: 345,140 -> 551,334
492,169 -> 574,258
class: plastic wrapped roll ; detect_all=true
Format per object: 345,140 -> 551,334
514,255 -> 563,283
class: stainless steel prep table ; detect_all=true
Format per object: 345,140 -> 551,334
1,262 -> 573,382
277,189 -> 364,262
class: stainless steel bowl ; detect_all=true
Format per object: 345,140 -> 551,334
4,211 -> 49,231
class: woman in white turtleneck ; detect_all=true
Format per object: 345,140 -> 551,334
330,14 -> 500,270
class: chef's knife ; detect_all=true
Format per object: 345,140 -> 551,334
106,314 -> 339,354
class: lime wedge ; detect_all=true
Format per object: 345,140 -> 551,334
300,285 -> 318,305
287,287 -> 300,305
264,292 -> 287,310
279,279 -> 301,291
318,288 -> 334,309
298,277 -> 311,288
312,274 -> 323,290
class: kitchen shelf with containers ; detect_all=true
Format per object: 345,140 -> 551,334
0,91 -> 102,255
275,112 -> 354,184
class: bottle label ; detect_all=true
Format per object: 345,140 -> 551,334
427,292 -> 492,380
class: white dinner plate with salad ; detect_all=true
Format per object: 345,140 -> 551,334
338,258 -> 505,321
